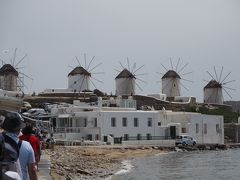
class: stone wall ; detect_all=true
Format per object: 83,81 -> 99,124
224,123 -> 240,143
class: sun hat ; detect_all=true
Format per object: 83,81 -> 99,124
0,110 -> 25,132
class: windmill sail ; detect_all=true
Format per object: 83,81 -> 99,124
203,66 -> 235,104
115,59 -> 146,96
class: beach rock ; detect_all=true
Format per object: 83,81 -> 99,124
77,169 -> 93,176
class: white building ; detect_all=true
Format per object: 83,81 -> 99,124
160,111 -> 224,144
50,98 -> 224,145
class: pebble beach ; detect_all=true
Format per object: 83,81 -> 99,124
49,146 -> 173,180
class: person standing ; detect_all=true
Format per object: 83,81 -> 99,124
20,124 -> 41,169
0,110 -> 38,180
18,140 -> 38,180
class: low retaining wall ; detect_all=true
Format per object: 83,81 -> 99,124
122,139 -> 175,146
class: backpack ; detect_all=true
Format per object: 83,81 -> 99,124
0,132 -> 22,180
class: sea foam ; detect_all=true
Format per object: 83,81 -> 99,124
114,160 -> 134,175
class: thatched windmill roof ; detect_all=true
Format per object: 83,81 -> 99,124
115,69 -> 136,79
162,70 -> 181,79
68,66 -> 91,77
0,64 -> 18,76
204,80 -> 222,89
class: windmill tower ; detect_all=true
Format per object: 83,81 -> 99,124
162,70 -> 181,98
68,54 -> 103,92
203,66 -> 235,104
0,48 -> 32,93
0,64 -> 18,91
159,58 -> 192,98
68,66 -> 91,92
115,58 -> 146,96
115,68 -> 136,96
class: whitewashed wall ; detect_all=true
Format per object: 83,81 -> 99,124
98,110 -> 165,138
160,111 -> 224,144
204,88 -> 223,104
115,78 -> 135,96
0,75 -> 18,91
68,74 -> 90,91
162,78 -> 181,97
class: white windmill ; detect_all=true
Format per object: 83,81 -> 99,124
68,54 -> 103,92
0,48 -> 33,93
158,58 -> 192,98
0,64 -> 18,91
203,66 -> 235,104
115,58 -> 146,96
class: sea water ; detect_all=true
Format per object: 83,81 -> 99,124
110,149 -> 240,180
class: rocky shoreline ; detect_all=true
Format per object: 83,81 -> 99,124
49,144 -> 240,180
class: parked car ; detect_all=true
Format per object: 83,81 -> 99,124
22,108 -> 46,117
175,135 -> 196,146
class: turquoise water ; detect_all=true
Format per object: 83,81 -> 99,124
111,149 -> 240,180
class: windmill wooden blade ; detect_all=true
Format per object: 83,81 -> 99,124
222,86 -> 236,91
180,81 -> 189,91
161,63 -> 168,71
175,58 -> 180,72
12,48 -> 17,67
19,72 -> 34,80
223,87 -> 232,99
170,58 -> 173,70
89,78 -> 97,89
135,81 -> 143,91
89,63 -> 102,72
219,66 -> 224,82
91,72 -> 105,75
214,66 -> 219,81
15,53 -> 27,68
156,72 -> 164,75
131,63 -> 136,72
133,64 -> 144,74
220,72 -> 231,84
136,77 -> 147,84
206,70 -> 216,81
0,58 -> 7,65
178,63 -> 188,74
75,56 -> 81,66
17,77 -> 28,90
119,61 -> 125,69
181,78 -> 194,83
87,56 -> 95,70
135,73 -> 148,76
222,80 -> 236,85
180,71 -> 193,76
91,76 -> 103,83
84,53 -> 87,69
127,57 -> 130,71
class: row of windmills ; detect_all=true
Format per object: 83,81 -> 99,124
50,57 -> 234,105
0,51 -> 235,105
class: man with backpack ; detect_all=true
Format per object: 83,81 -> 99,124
0,110 -> 38,180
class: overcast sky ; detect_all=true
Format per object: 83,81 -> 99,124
1,0 -> 240,102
